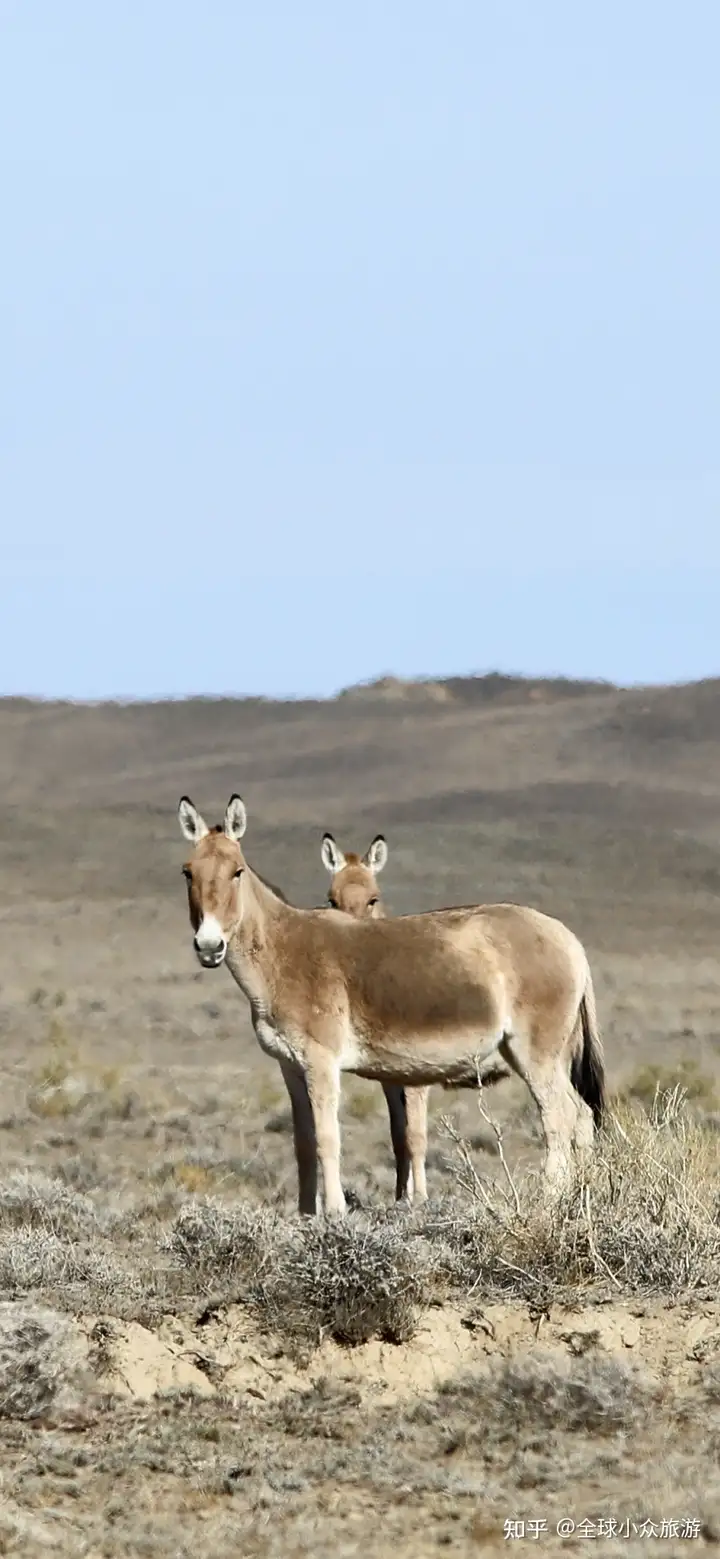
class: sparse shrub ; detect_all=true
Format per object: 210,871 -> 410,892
275,1377 -> 362,1439
703,1362 -> 720,1404
0,1302 -> 95,1422
272,1216 -> 428,1346
168,1200 -> 277,1287
168,1200 -> 429,1348
152,1146 -> 274,1195
168,1162 -> 217,1195
621,1059 -> 719,1115
486,1350 -> 653,1433
0,1229 -> 140,1305
27,1032 -> 136,1123
422,1086 -> 720,1303
0,1172 -> 99,1238
424,1350 -> 655,1441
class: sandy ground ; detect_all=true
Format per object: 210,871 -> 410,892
2,675 -> 720,1553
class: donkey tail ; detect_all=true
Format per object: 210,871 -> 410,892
569,971 -> 606,1130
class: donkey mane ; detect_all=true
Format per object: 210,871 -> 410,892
252,866 -> 290,905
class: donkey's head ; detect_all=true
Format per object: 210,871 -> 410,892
177,794 -> 248,968
320,833 -> 388,919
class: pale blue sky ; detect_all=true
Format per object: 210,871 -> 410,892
1,1 -> 718,698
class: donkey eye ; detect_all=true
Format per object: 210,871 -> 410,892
368,898 -> 378,907
328,897 -> 339,910
234,867 -> 243,880
182,868 -> 192,882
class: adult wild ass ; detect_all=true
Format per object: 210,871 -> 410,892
320,831 -> 430,1203
178,794 -> 605,1218
320,832 -> 512,1204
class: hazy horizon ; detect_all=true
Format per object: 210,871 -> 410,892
3,659 -> 718,708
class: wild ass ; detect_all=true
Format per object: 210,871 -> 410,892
320,831 -> 430,1203
178,794 -> 605,1218
320,832 -> 512,1205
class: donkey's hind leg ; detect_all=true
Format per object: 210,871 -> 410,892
571,1095 -> 595,1162
383,1084 -> 411,1201
500,1037 -> 577,1196
566,1014 -> 595,1164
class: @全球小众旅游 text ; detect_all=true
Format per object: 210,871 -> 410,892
503,1517 -> 703,1540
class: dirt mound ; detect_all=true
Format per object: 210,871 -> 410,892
82,1316 -> 216,1401
20,1298 -> 712,1410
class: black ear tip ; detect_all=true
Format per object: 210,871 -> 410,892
228,792 -> 243,804
179,795 -> 192,809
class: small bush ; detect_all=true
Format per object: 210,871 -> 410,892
0,1302 -> 94,1422
0,1171 -> 99,1238
168,1200 -> 429,1348
167,1199 -> 276,1281
621,1059 -> 719,1115
0,1229 -> 141,1305
423,1086 -> 720,1303
485,1349 -> 653,1434
411,1349 -> 655,1449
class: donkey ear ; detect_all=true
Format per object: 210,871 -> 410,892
224,794 -> 247,841
178,796 -> 209,844
321,833 -> 346,874
364,835 -> 388,874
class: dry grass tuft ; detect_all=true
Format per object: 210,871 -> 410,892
0,1229 -> 144,1311
169,1200 -> 429,1348
0,1171 -> 100,1238
424,1086 -> 720,1304
621,1058 -> 720,1114
26,1027 -> 137,1124
474,1349 -> 655,1434
0,1302 -> 94,1423
408,1349 -> 657,1458
167,1088 -> 720,1347
420,1346 -> 657,1440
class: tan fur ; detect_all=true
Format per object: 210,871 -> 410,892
323,833 -> 430,1205
179,796 -> 605,1218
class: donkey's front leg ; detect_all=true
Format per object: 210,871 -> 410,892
405,1086 -> 430,1203
279,1060 -> 319,1216
305,1045 -> 346,1217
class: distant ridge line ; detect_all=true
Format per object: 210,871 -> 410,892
3,671 -> 720,712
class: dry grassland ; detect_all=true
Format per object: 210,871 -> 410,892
1,674 -> 720,1554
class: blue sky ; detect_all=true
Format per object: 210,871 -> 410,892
1,1 -> 718,698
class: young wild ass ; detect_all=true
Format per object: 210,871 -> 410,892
178,794 -> 605,1218
320,831 -> 430,1204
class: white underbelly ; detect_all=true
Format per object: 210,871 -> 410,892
346,1026 -> 507,1086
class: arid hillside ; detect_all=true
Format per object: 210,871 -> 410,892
1,673 -> 720,1556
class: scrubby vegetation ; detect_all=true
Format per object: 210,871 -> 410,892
0,1085 -> 715,1379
